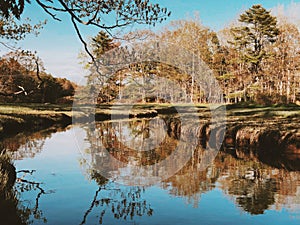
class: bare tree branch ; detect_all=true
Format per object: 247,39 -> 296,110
70,16 -> 95,62
0,41 -> 17,51
36,0 -> 67,12
35,0 -> 62,21
17,169 -> 36,174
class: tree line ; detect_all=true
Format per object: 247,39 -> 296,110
0,50 -> 76,103
83,5 -> 300,105
1,3 -> 299,105
0,0 -> 171,104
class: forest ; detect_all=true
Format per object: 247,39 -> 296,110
0,50 -> 76,103
0,4 -> 300,105
80,5 -> 300,106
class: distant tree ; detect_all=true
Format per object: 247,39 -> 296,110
91,31 -> 120,59
80,31 -> 122,103
227,5 -> 280,102
269,21 -> 300,102
0,51 -> 76,103
159,18 -> 222,103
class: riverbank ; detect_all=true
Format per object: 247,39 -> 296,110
0,104 -> 72,140
0,102 -> 299,171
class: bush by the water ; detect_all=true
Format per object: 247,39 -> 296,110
254,92 -> 289,106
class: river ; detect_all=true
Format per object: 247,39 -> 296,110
1,118 -> 300,225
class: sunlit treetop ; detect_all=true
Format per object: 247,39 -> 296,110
229,4 -> 279,74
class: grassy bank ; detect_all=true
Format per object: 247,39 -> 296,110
0,102 -> 299,139
0,102 -> 299,170
1,102 -> 299,119
0,103 -> 72,140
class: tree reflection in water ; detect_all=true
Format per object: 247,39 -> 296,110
82,117 -> 300,216
80,170 -> 153,225
0,153 -> 50,224
217,153 -> 300,215
0,127 -> 68,225
1,119 -> 299,224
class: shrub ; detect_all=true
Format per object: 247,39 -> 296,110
254,92 -> 288,106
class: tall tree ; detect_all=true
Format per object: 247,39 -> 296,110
228,5 -> 280,101
91,31 -> 119,59
230,5 -> 279,76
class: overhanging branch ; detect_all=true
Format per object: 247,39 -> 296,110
35,0 -> 62,21
70,16 -> 95,62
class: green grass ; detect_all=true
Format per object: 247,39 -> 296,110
0,103 -> 73,117
0,102 -> 299,121
0,103 -> 72,112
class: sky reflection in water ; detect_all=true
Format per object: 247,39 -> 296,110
3,121 -> 300,225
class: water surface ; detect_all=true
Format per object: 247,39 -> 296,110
2,119 -> 300,225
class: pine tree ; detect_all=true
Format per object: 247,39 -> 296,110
91,31 -> 118,59
230,5 -> 279,76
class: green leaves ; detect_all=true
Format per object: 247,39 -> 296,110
237,5 -> 279,46
230,4 -> 279,74
90,31 -> 118,58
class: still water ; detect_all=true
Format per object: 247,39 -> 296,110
2,118 -> 300,225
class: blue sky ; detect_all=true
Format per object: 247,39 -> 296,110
1,0 -> 300,84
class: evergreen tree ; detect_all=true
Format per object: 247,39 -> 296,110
91,31 -> 119,59
230,5 -> 279,76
